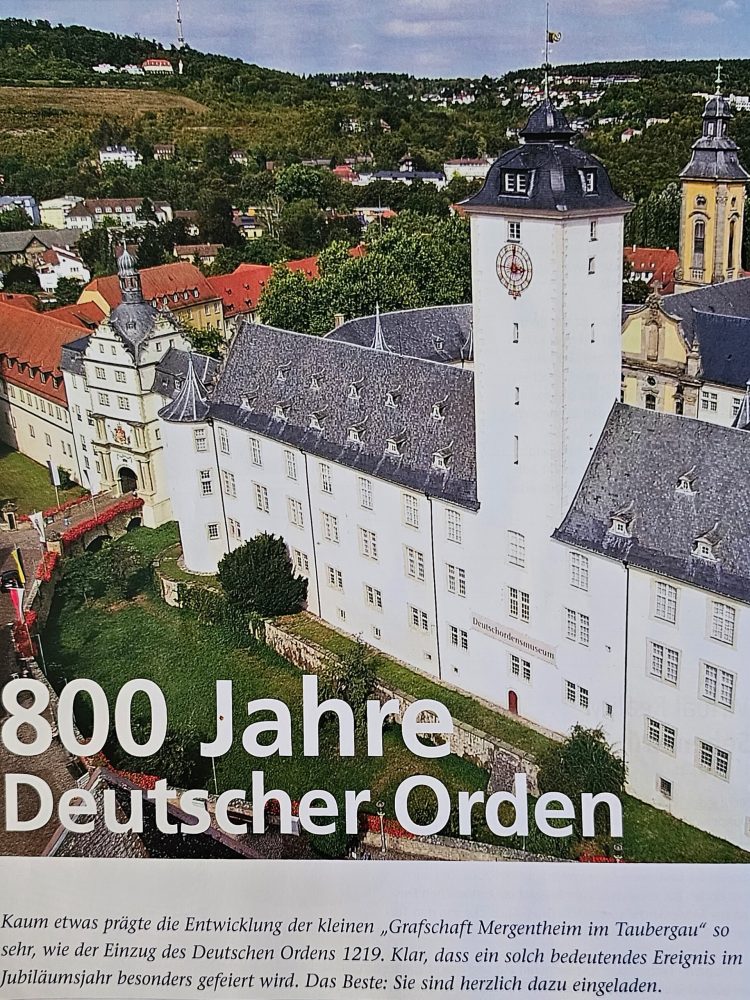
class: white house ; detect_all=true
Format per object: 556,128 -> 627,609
443,157 -> 495,181
99,146 -> 143,170
36,247 -> 91,293
158,99 -> 750,851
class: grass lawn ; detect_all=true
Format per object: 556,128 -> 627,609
155,541 -> 218,588
278,614 -> 750,864
0,444 -> 84,514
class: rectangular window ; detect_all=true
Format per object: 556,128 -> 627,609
513,322 -> 519,343
649,642 -> 680,685
193,427 -> 208,452
565,609 -> 590,646
510,654 -> 532,682
207,523 -> 220,540
44,433 -> 51,447
508,220 -> 521,242
710,600 -> 736,645
288,497 -> 304,528
254,483 -> 269,513
322,512 -> 339,543
570,552 -> 589,590
115,370 -> 126,383
697,740 -> 730,778
590,219 -> 598,241
646,717 -> 676,753
320,462 -> 333,494
292,549 -> 309,574
359,527 -> 378,560
221,470 -> 236,497
94,366 -> 106,379
409,605 -> 429,631
654,581 -> 678,623
228,517 -> 242,540
29,424 -> 35,439
701,391 -> 718,412
218,426 -> 230,454
507,530 -> 525,567
565,681 -> 589,708
117,395 -> 130,410
732,397 -> 742,417
509,587 -> 530,622
447,563 -> 467,597
365,584 -> 383,610
249,437 -> 262,466
284,450 -> 297,480
701,663 -> 735,709
199,469 -> 213,496
327,566 -> 344,590
358,477 -> 373,510
588,256 -> 596,275
503,171 -> 528,194
449,625 -> 469,650
403,494 -> 419,528
446,509 -> 462,543
405,546 -> 425,581
98,391 -> 109,406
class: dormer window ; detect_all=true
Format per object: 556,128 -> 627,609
693,539 -> 716,561
174,378 -> 183,391
580,169 -> 597,193
386,433 -> 406,457
503,171 -> 529,195
432,447 -> 452,470
277,364 -> 291,383
609,502 -> 635,538
310,410 -> 326,430
273,402 -> 290,421
676,469 -> 697,495
348,426 -> 361,443
240,392 -> 257,409
348,378 -> 363,402
385,390 -> 401,408
310,373 -> 323,390
431,401 -> 445,421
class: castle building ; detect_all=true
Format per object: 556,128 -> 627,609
157,99 -> 750,850
61,250 -> 216,526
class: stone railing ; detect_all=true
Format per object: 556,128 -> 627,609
264,620 -> 540,793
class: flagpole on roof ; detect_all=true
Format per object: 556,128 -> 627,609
544,2 -> 550,100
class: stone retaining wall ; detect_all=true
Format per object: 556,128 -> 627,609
361,830 -> 570,863
264,621 -> 540,793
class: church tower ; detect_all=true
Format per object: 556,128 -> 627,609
676,70 -> 749,291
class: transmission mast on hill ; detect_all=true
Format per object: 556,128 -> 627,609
176,0 -> 186,50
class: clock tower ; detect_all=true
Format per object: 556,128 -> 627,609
462,98 -> 631,536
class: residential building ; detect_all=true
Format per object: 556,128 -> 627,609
99,146 -> 144,170
153,144 -> 176,161
623,246 -> 680,294
0,195 -> 40,225
65,198 -> 173,232
142,58 -> 174,74
39,195 -> 85,229
443,157 -> 495,181
0,229 -> 81,270
79,260 -> 225,336
174,244 -> 223,267
36,247 -> 90,293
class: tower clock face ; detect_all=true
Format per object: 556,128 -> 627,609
496,243 -> 533,298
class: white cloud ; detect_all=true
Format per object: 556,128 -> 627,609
721,0 -> 740,11
682,9 -> 721,24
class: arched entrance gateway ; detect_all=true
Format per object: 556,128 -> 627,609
117,466 -> 138,495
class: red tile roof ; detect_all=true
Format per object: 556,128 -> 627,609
623,246 -> 680,294
47,300 -> 106,329
0,303 -> 82,404
0,292 -> 38,311
84,261 -> 220,311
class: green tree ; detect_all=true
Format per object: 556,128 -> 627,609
217,532 -> 307,617
537,726 -> 626,840
278,199 -> 327,255
183,323 -> 224,358
275,164 -> 325,204
78,228 -> 116,276
319,639 -> 376,733
257,265 -> 316,333
197,194 -> 243,247
0,206 -> 34,231
2,265 -> 40,294
54,276 -> 84,306
209,235 -> 288,274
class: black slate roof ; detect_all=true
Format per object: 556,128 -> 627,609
108,300 -> 160,359
661,278 -> 750,345
165,321 -> 478,509
326,304 -> 473,364
153,346 -> 220,397
693,311 -> 750,389
680,94 -> 749,182
160,355 -> 211,422
59,334 -> 90,376
463,99 -> 630,215
554,404 -> 750,604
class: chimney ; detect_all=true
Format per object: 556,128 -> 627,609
333,313 -> 345,329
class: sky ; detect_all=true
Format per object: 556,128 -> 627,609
0,0 -> 748,78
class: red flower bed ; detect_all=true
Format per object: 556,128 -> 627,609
35,550 -> 59,582
82,752 -> 159,792
364,813 -> 415,839
12,610 -> 38,658
60,496 -> 144,545
18,493 -> 94,523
